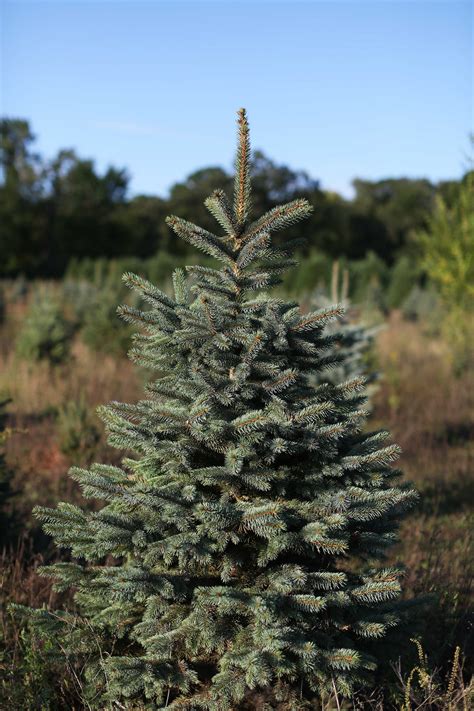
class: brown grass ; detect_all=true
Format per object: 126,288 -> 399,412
0,337 -> 141,416
373,313 -> 473,666
1,336 -> 142,519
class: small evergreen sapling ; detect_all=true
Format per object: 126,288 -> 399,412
16,290 -> 73,364
309,262 -> 378,387
28,111 -> 417,709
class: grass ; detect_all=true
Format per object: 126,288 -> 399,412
373,314 -> 473,669
0,330 -> 141,523
0,286 -> 472,709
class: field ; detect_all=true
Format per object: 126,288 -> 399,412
0,283 -> 472,709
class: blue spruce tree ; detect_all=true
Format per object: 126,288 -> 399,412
308,262 -> 378,388
27,111 -> 416,709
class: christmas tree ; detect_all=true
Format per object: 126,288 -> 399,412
28,110 -> 416,709
308,261 -> 378,388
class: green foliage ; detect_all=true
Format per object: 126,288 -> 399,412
67,255 -> 144,285
386,255 -> 421,310
416,171 -> 474,370
349,252 -> 389,308
56,397 -> 101,464
286,251 -> 390,312
283,250 -> 333,295
61,264 -> 140,355
352,177 -> 434,255
66,252 -> 215,291
0,621 -> 72,711
60,278 -> 97,327
307,262 -> 378,389
0,120 -> 43,276
80,281 -> 135,356
16,291 -> 73,365
28,111 -> 417,709
416,172 -> 474,312
402,286 -> 441,326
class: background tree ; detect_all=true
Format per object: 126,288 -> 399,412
16,289 -> 73,364
0,119 -> 45,275
352,178 -> 435,261
416,170 -> 474,370
1,115 -> 466,278
43,150 -> 131,273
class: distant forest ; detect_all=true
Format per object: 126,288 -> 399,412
0,118 -> 468,277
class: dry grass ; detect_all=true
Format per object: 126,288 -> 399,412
373,313 -> 473,668
0,337 -> 141,416
1,336 -> 142,520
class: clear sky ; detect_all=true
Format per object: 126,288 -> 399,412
1,0 -> 472,197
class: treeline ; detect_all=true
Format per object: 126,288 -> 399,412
0,118 -> 467,277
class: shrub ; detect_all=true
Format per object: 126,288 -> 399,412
416,171 -> 474,313
386,255 -> 421,310
402,286 -> 441,326
80,282 -> 135,356
16,292 -> 73,365
416,170 -> 474,370
350,251 -> 389,309
56,397 -> 101,464
283,249 -> 333,294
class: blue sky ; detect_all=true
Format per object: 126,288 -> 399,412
2,0 -> 472,197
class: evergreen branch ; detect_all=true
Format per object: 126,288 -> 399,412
262,369 -> 298,394
233,108 -> 251,227
199,295 -> 218,333
205,189 -> 237,236
232,410 -> 269,432
237,232 -> 271,269
242,332 -> 265,364
186,264 -> 235,285
122,272 -> 176,309
344,444 -> 401,470
117,304 -> 175,329
173,268 -> 188,305
293,400 -> 334,423
351,580 -> 401,603
291,594 -> 326,612
166,216 -> 233,264
326,649 -> 361,670
243,198 -> 313,243
291,305 -> 345,332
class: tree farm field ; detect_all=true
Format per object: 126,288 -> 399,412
2,0 -> 473,700
0,284 -> 472,708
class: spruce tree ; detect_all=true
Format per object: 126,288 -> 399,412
309,263 -> 377,387
28,110 -> 416,709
